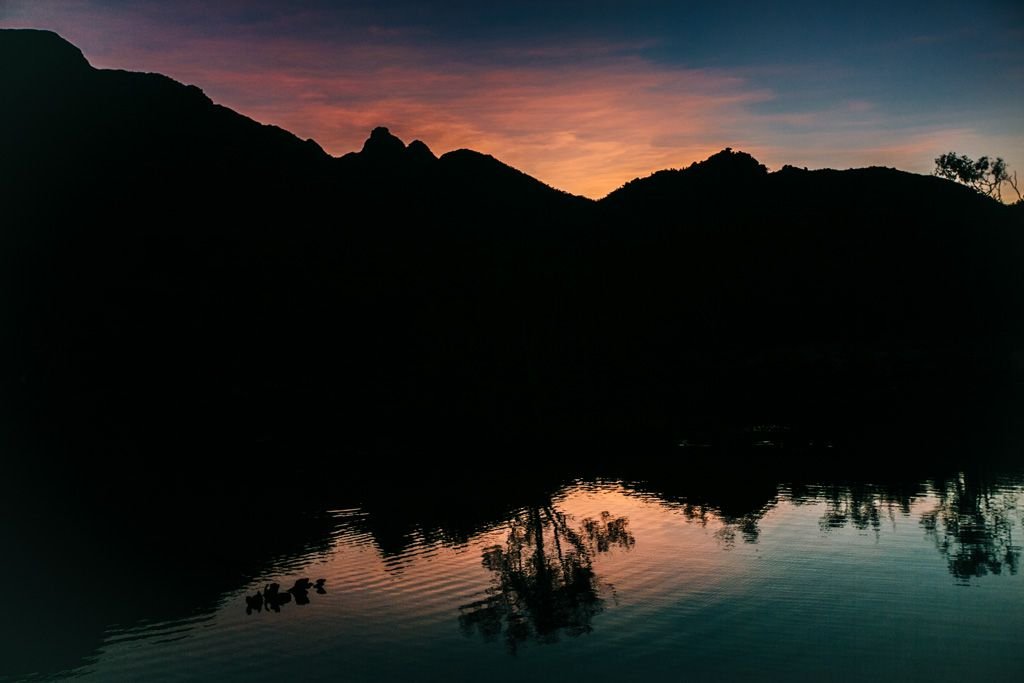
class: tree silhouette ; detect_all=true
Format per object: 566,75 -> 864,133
934,151 -> 1022,202
458,505 -> 633,653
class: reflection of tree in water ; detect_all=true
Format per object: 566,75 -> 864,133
243,578 -> 326,614
812,483 -> 915,537
459,506 -> 633,652
676,502 -> 765,546
634,475 -> 781,546
639,471 -> 1022,582
712,514 -> 762,546
791,475 -> 1021,582
921,476 -> 1021,582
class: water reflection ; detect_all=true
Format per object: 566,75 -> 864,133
676,502 -> 766,547
7,457 -> 1024,680
777,475 -> 1021,583
815,483 -> 902,534
626,472 -> 780,546
458,505 -> 633,652
922,476 -> 1021,582
245,578 -> 327,614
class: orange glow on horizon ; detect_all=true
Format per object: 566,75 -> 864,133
4,9 -> 1020,198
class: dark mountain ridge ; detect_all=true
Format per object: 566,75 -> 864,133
2,29 -> 1022,462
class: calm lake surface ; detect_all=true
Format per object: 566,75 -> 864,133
8,458 -> 1022,682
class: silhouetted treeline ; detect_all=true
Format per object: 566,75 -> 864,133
3,29 -> 1024,467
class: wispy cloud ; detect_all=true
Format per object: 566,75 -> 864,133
4,1 -> 1020,197
2,3 -> 775,196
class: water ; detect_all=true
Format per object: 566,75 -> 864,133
6,463 -> 1022,682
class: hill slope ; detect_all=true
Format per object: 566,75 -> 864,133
2,29 -> 1022,458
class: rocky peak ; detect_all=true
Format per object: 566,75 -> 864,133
406,139 -> 437,163
690,148 -> 768,179
360,126 -> 406,158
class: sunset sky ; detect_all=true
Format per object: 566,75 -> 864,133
4,0 -> 1022,198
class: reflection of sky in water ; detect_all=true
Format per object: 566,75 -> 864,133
59,481 -> 1024,682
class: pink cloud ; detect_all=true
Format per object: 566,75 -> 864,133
4,4 -> 770,196
4,2 -> 1020,198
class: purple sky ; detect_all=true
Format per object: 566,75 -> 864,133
4,1 -> 1022,197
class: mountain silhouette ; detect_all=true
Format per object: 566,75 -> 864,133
361,126 -> 408,157
2,28 -> 1023,464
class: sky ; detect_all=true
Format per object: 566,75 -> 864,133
3,0 -> 1022,198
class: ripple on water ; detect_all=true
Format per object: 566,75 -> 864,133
43,475 -> 1024,682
